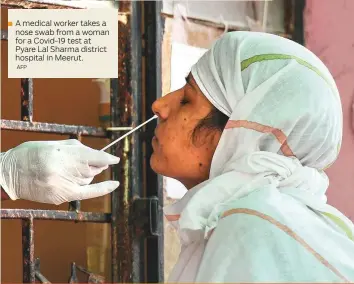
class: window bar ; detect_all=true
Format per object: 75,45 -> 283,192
115,1 -> 136,281
130,1 -> 146,282
68,199 -> 81,212
22,216 -> 35,283
0,120 -> 107,137
110,77 -> 119,283
21,78 -> 33,122
69,263 -> 79,283
76,265 -> 105,283
1,29 -> 8,40
144,1 -> 164,282
1,209 -> 111,222
35,258 -> 51,284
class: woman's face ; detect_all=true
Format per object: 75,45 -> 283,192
151,74 -> 222,189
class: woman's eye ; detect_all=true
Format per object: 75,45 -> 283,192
180,97 -> 189,105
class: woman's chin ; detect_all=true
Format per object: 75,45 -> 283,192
150,154 -> 173,178
149,153 -> 162,175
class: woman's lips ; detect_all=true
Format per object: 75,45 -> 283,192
153,128 -> 160,142
152,136 -> 158,147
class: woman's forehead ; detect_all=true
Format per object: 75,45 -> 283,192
186,72 -> 193,84
186,73 -> 198,89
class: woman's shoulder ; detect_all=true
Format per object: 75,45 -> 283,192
201,207 -> 354,282
219,186 -> 308,224
212,186 -> 350,245
206,187 -> 307,247
205,189 -> 354,282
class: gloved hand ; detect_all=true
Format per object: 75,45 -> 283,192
0,139 -> 120,205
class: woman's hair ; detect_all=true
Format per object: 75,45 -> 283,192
191,106 -> 229,145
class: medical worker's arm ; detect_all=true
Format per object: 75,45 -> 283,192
194,213 -> 340,282
0,139 -> 120,205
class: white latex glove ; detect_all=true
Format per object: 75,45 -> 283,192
0,139 -> 120,205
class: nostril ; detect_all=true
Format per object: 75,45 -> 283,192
152,111 -> 161,121
152,96 -> 170,120
152,109 -> 164,120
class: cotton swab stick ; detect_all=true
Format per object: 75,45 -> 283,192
101,115 -> 158,151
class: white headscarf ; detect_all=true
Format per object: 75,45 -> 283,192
167,31 -> 354,243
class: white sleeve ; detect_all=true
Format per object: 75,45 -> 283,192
194,212 -> 342,282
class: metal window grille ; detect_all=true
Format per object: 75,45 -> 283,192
1,0 -> 164,283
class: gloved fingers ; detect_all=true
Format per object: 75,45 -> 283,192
26,139 -> 79,146
89,165 -> 109,176
15,139 -> 82,153
17,140 -> 60,149
73,163 -> 109,179
76,180 -> 120,200
72,175 -> 94,186
74,145 -> 120,167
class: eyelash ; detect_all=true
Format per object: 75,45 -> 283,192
180,97 -> 189,105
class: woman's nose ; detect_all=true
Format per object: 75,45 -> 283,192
152,96 -> 170,120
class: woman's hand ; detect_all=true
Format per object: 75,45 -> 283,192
0,139 -> 120,205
